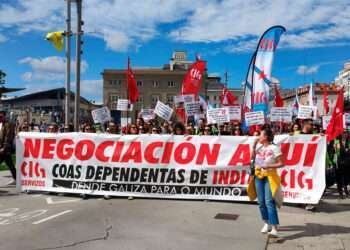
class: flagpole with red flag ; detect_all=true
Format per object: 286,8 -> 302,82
323,89 -> 329,115
326,87 -> 344,142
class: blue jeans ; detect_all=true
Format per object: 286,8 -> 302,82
254,177 -> 279,225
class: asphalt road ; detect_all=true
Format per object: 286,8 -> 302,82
0,171 -> 267,250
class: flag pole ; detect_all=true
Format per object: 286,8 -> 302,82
65,0 -> 71,128
126,57 -> 130,130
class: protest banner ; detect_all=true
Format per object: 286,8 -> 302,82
139,109 -> 155,122
91,107 -> 111,124
207,108 -> 230,124
17,133 -> 326,204
227,106 -> 241,121
154,101 -> 174,121
185,102 -> 200,116
270,107 -> 292,123
174,94 -> 195,109
244,111 -> 265,126
298,105 -> 316,120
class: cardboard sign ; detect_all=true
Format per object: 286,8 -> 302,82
91,107 -> 111,124
154,101 -> 174,121
139,109 -> 155,122
245,111 -> 265,126
227,106 -> 241,121
270,107 -> 292,123
297,105 -> 316,120
174,94 -> 195,108
185,102 -> 200,116
207,108 -> 230,124
117,99 -> 133,111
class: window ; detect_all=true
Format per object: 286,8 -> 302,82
137,80 -> 143,87
166,95 -> 173,103
153,81 -> 159,87
137,95 -> 143,103
167,81 -> 175,87
213,96 -> 217,101
151,94 -> 161,103
109,80 -> 113,85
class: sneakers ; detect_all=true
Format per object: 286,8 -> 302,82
7,180 -> 16,186
268,226 -> 279,238
261,223 -> 271,234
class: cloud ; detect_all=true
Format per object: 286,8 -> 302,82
0,0 -> 200,52
1,1 -> 349,53
19,56 -> 88,81
170,0 -> 350,52
78,80 -> 103,103
296,65 -> 319,75
0,33 -> 6,42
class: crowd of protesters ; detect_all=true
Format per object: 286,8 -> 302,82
10,113 -> 350,200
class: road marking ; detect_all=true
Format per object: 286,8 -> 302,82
46,197 -> 81,205
32,194 -> 42,197
0,208 -> 19,217
32,210 -> 72,225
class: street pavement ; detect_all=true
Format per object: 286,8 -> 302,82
1,170 -> 350,250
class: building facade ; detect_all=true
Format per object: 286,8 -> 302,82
102,51 -> 242,122
281,83 -> 339,117
335,61 -> 350,100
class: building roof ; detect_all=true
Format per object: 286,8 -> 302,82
2,88 -> 95,106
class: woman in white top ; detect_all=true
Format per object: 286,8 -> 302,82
251,128 -> 284,237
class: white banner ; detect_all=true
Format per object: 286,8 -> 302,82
185,102 -> 200,116
16,133 -> 326,204
227,106 -> 241,121
298,105 -> 316,120
207,108 -> 230,124
270,107 -> 292,123
91,107 -> 111,124
154,101 -> 173,121
245,111 -> 265,126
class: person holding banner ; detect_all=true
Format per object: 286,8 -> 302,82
248,128 -> 285,238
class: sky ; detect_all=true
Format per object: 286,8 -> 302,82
0,0 -> 349,103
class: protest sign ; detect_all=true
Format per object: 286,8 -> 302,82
270,107 -> 292,122
185,102 -> 200,116
91,107 -> 111,124
117,99 -> 129,111
244,111 -> 265,126
322,115 -> 332,130
174,94 -> 195,108
154,101 -> 173,121
227,106 -> 241,121
298,105 -> 316,120
207,108 -> 230,124
139,109 -> 155,122
17,133 -> 326,204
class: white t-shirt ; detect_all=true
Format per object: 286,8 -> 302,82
255,143 -> 282,166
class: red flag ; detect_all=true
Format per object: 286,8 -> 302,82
127,57 -> 139,104
274,85 -> 283,107
326,87 -> 344,142
220,86 -> 237,106
181,60 -> 206,97
323,90 -> 329,115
